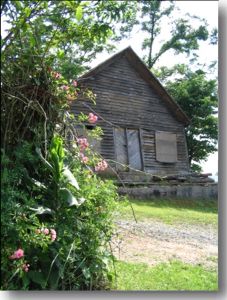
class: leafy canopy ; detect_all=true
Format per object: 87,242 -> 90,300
139,0 -> 209,68
1,0 -> 137,79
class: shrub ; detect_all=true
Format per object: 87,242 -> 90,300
1,2 -> 119,288
1,134 -> 118,290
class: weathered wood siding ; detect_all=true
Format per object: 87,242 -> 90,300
71,54 -> 190,175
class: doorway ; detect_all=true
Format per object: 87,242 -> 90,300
114,127 -> 143,171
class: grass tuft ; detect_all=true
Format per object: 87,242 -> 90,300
112,260 -> 218,291
118,198 -> 218,226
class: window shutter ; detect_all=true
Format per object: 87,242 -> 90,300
155,131 -> 177,163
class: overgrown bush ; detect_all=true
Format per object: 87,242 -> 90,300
1,134 -> 118,290
1,1 -> 130,290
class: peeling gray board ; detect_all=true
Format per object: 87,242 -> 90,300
155,131 -> 177,163
127,129 -> 142,170
114,128 -> 128,170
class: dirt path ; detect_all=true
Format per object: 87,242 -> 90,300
111,219 -> 218,270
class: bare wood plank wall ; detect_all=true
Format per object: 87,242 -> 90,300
71,54 -> 190,176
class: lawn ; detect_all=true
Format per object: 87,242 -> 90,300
112,260 -> 218,291
117,198 -> 218,226
112,197 -> 218,291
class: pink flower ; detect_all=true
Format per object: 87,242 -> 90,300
62,85 -> 69,91
53,72 -> 61,79
88,113 -> 98,124
43,228 -> 49,235
77,138 -> 89,151
81,155 -> 89,164
10,248 -> 24,260
50,229 -> 56,235
95,160 -> 108,172
22,263 -> 30,272
72,80 -> 78,87
50,229 -> 57,241
51,234 -> 56,241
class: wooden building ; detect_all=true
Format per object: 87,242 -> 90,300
71,47 -> 191,181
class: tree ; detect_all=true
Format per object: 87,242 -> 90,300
1,0 -> 135,290
140,0 -> 209,68
1,0 -> 137,148
161,66 -> 218,172
1,1 -> 137,79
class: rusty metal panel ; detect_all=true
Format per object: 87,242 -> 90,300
114,128 -> 128,170
155,131 -> 177,163
127,129 -> 142,170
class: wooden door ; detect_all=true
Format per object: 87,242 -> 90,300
114,128 -> 142,171
126,129 -> 142,170
114,128 -> 128,171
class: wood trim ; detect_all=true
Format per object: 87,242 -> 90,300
112,127 -> 117,165
125,127 -> 129,171
182,129 -> 190,170
139,128 -> 145,171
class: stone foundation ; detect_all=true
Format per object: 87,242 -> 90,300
118,183 -> 218,199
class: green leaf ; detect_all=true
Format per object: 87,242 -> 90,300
36,148 -> 53,171
49,136 -> 64,176
29,206 -> 53,215
22,275 -> 30,289
82,267 -> 91,279
28,271 -> 46,288
76,5 -> 83,21
78,197 -> 86,205
31,178 -> 47,189
29,35 -> 36,47
48,269 -> 60,290
15,1 -> 22,10
50,148 -> 61,178
57,49 -> 65,59
62,167 -> 80,190
59,188 -> 85,206
24,7 -> 31,17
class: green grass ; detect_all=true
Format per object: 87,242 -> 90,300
112,260 -> 218,291
117,198 -> 218,226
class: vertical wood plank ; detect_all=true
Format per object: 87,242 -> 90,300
71,54 -> 190,175
114,128 -> 128,170
139,128 -> 145,171
127,129 -> 142,170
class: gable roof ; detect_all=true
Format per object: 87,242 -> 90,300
78,46 -> 190,126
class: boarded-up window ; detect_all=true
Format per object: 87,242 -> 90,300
155,131 -> 177,163
114,128 -> 142,171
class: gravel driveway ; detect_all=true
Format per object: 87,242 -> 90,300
111,219 -> 218,270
